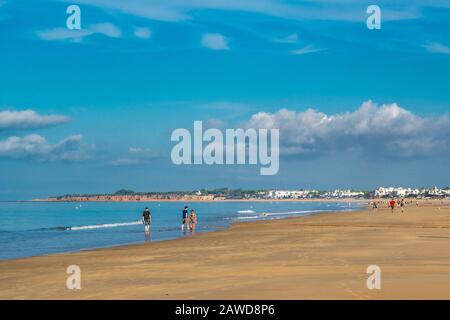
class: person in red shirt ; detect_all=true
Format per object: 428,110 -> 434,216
389,199 -> 396,213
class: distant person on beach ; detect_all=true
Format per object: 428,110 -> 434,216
181,206 -> 188,232
400,198 -> 405,213
142,207 -> 151,233
389,199 -> 396,213
372,201 -> 378,209
189,209 -> 197,232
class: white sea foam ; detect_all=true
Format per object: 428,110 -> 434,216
234,209 -> 326,221
237,210 -> 256,214
235,216 -> 259,220
263,209 -> 325,217
68,221 -> 141,231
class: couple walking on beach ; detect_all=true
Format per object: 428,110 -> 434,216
141,206 -> 198,234
389,198 -> 406,213
181,205 -> 197,232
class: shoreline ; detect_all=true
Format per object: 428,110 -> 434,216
14,197 -> 450,203
1,207 -> 360,262
1,201 -> 450,299
0,205 -> 365,262
13,198 -> 399,203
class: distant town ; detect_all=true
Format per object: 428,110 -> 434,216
32,186 -> 450,202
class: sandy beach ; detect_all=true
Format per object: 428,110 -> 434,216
1,201 -> 450,300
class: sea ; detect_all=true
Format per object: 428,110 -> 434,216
0,201 -> 363,260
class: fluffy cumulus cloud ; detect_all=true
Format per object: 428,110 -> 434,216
0,109 -> 70,130
201,33 -> 229,50
0,109 -> 89,161
36,23 -> 122,42
245,101 -> 450,158
0,134 -> 87,161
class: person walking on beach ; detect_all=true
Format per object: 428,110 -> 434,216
181,205 -> 188,232
189,209 -> 197,232
142,207 -> 151,234
400,198 -> 405,213
389,199 -> 396,213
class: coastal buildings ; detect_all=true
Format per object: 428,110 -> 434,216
374,187 -> 450,198
324,190 -> 365,198
267,190 -> 317,199
33,187 -> 450,202
38,194 -> 215,202
266,189 -> 365,199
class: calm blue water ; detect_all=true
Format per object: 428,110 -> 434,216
0,201 -> 362,260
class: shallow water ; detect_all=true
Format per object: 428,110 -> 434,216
0,201 -> 362,260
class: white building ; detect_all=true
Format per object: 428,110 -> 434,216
375,187 -> 443,198
268,190 -> 315,199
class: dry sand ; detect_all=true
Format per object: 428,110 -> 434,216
1,201 -> 450,299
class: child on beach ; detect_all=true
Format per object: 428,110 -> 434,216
189,209 -> 197,232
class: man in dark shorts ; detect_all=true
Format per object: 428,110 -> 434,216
181,205 -> 188,231
142,207 -> 151,234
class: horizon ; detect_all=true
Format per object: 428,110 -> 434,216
1,1 -> 450,201
22,185 -> 450,202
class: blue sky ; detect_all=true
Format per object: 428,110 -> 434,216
0,0 -> 449,200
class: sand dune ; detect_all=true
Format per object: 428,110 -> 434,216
1,201 -> 450,299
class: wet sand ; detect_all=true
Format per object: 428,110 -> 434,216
1,201 -> 450,299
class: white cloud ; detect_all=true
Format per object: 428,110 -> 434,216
107,147 -> 161,166
423,42 -> 450,54
106,158 -> 144,166
133,27 -> 152,39
276,33 -> 298,43
36,28 -> 91,41
0,134 -> 88,161
129,147 -> 145,153
76,0 -> 189,22
245,101 -> 450,158
72,0 -> 434,22
291,44 -> 325,55
205,118 -> 226,129
201,33 -> 229,50
36,23 -> 121,42
201,101 -> 248,111
90,23 -> 122,38
0,109 -> 70,130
